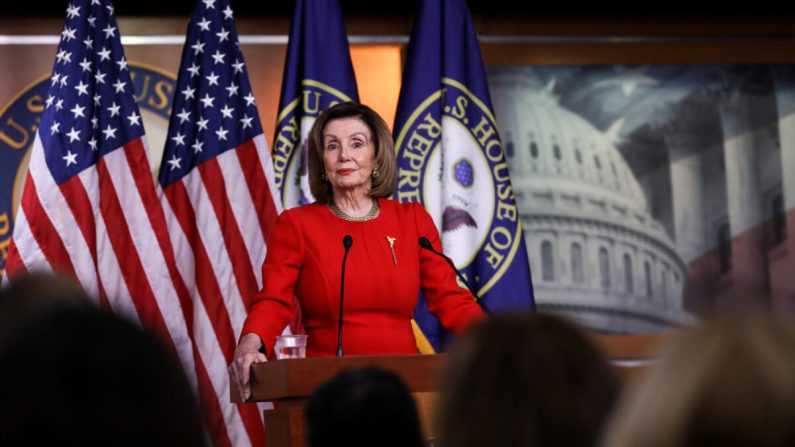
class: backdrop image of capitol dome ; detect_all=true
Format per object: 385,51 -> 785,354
488,65 -> 795,333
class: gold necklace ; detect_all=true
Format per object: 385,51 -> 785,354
328,198 -> 380,222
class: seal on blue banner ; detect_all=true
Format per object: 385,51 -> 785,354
395,78 -> 524,297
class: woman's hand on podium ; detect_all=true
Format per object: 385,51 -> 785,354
229,332 -> 267,401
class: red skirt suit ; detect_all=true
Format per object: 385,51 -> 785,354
240,198 -> 484,357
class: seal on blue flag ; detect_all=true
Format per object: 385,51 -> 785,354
395,78 -> 524,297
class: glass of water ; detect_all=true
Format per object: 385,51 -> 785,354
275,334 -> 308,360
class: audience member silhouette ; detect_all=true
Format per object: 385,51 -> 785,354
437,312 -> 620,447
306,367 -> 425,447
0,304 -> 208,447
601,312 -> 795,447
0,272 -> 92,340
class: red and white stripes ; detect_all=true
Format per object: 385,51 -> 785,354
8,94 -> 282,447
160,133 -> 281,447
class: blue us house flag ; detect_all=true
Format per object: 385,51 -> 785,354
271,0 -> 358,209
394,0 -> 535,351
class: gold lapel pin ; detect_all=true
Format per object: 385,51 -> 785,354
386,236 -> 398,266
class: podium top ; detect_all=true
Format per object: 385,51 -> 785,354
229,334 -> 665,403
239,354 -> 444,403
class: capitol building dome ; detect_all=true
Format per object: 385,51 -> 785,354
490,70 -> 694,333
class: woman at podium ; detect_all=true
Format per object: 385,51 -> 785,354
229,102 -> 484,399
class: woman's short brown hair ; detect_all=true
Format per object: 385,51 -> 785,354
307,102 -> 398,204
438,312 -> 620,447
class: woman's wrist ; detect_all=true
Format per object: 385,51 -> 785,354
240,332 -> 263,352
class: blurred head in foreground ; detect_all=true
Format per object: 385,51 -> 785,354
438,312 -> 620,447
0,305 -> 208,447
306,367 -> 424,447
601,312 -> 795,447
0,270 -> 91,319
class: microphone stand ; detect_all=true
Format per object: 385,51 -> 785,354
337,235 -> 353,356
419,237 -> 490,315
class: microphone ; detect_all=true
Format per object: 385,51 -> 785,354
337,235 -> 353,357
418,236 -> 490,314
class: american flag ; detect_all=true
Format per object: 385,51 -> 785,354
5,0 -> 198,376
4,0 -> 280,445
157,0 -> 281,446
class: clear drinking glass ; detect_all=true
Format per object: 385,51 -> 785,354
275,334 -> 308,359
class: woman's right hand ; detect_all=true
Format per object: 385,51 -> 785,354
229,332 -> 267,401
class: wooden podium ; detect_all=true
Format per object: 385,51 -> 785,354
229,333 -> 663,447
231,355 -> 444,447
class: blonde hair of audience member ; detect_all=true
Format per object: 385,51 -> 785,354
601,313 -> 795,447
437,312 -> 620,447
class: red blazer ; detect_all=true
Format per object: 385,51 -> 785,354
240,199 -> 484,357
